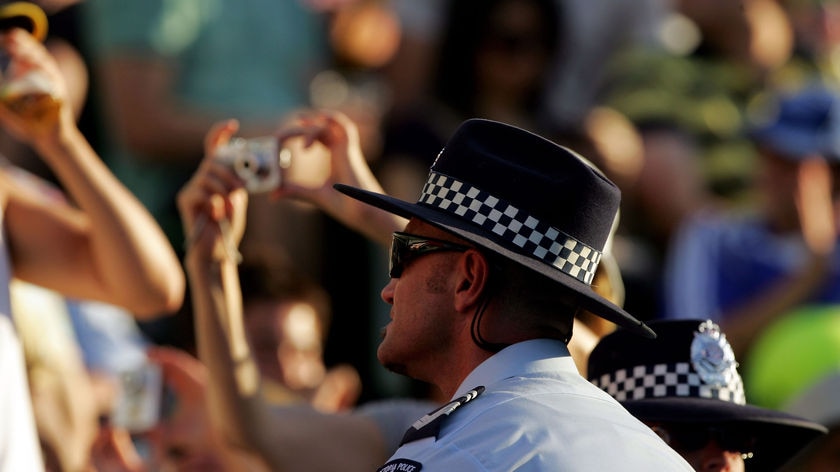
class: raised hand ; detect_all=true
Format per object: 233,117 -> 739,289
177,119 -> 249,264
270,110 -> 405,246
0,27 -> 70,141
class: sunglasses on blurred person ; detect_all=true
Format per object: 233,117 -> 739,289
651,424 -> 757,460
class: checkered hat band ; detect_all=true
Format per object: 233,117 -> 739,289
592,362 -> 746,405
419,172 -> 601,284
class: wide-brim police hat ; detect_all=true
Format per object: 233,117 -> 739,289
335,118 -> 654,338
588,319 -> 827,470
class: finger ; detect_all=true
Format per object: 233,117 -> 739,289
2,29 -> 56,78
204,160 -> 246,193
179,180 -> 223,220
180,161 -> 244,211
276,124 -> 317,146
1,28 -> 34,56
204,119 -> 239,157
146,347 -> 207,396
223,188 -> 247,219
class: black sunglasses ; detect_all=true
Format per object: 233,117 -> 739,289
389,232 -> 472,278
653,424 -> 756,456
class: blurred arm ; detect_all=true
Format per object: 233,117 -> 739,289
96,55 -> 280,164
0,28 -> 184,317
180,119 -> 389,471
720,157 -> 837,359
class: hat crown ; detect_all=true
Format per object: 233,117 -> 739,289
333,118 -> 654,338
429,119 -> 620,253
588,319 -> 745,403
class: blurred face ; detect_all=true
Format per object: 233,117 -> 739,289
756,150 -> 801,230
678,444 -> 746,472
244,299 -> 325,391
378,221 -> 468,381
756,150 -> 840,233
475,0 -> 553,98
651,424 -> 752,472
784,0 -> 840,56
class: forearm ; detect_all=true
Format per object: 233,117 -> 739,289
186,253 -> 266,446
185,253 -> 372,472
336,149 -> 408,247
327,201 -> 406,248
33,122 -> 184,316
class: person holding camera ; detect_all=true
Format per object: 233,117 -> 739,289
0,19 -> 185,471
178,110 -> 693,470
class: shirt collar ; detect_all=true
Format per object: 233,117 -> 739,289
451,339 -> 575,400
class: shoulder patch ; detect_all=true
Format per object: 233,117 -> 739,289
399,386 -> 484,445
377,458 -> 423,472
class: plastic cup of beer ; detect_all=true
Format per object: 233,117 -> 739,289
0,2 -> 60,123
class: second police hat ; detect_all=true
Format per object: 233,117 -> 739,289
588,319 -> 828,470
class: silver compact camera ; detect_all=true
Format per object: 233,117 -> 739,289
215,136 -> 292,193
111,362 -> 163,433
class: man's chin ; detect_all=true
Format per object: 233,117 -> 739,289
381,361 -> 408,377
377,346 -> 408,377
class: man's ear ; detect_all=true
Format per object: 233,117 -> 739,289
454,250 -> 491,312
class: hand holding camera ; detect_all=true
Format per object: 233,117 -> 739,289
269,110 -> 404,246
215,136 -> 292,194
189,111 -> 399,252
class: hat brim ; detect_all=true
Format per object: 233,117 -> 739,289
749,128 -> 829,160
623,397 -> 827,470
335,183 -> 655,338
0,2 -> 48,41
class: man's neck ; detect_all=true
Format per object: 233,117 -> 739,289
431,344 -> 496,400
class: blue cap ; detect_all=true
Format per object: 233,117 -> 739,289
749,86 -> 840,161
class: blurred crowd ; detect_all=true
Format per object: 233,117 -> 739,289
3,0 -> 840,470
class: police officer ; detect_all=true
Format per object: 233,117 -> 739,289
588,319 -> 827,471
179,111 -> 693,470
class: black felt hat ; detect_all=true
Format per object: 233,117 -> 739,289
588,319 -> 828,470
335,118 -> 654,338
0,2 -> 47,40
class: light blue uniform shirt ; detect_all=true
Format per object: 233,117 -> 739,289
381,339 -> 693,471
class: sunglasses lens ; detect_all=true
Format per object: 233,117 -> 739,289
387,232 -> 471,279
670,429 -> 709,451
720,430 -> 755,454
667,426 -> 755,454
389,234 -> 408,278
